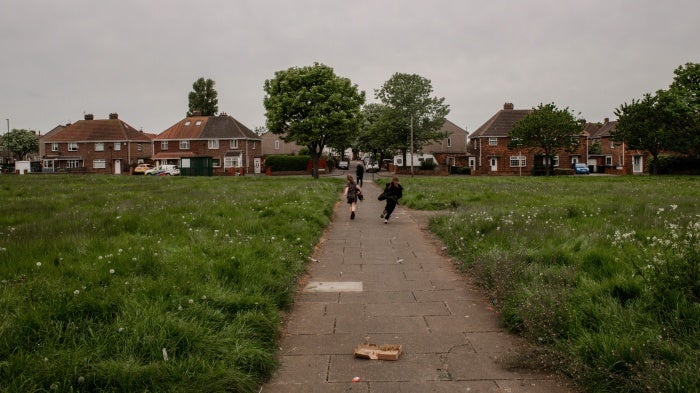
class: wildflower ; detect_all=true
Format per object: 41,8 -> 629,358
201,295 -> 207,300
36,262 -> 42,267
109,269 -> 115,274
188,299 -> 194,304
73,290 -> 80,296
118,327 -> 124,332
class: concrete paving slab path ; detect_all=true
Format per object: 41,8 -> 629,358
262,175 -> 578,393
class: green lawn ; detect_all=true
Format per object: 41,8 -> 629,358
385,175 -> 700,393
0,175 -> 342,392
2,174 -> 698,392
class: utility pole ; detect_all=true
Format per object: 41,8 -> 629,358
410,114 -> 414,177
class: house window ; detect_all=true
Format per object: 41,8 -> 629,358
51,143 -> 58,152
180,141 -> 190,150
67,160 -> 80,168
274,140 -> 280,150
95,142 -> 104,151
252,141 -> 256,149
488,137 -> 498,146
510,155 -> 526,167
605,156 -> 613,166
224,156 -> 241,168
137,143 -> 143,152
114,142 -> 121,151
93,159 -> 106,169
184,121 -> 191,126
68,142 -> 78,151
212,158 -> 221,167
161,141 -> 168,150
543,156 -> 560,167
230,140 -> 238,149
610,140 -> 615,149
208,140 -> 219,149
447,137 -> 452,148
195,120 -> 202,126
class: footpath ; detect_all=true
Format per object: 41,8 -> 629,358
262,176 -> 577,393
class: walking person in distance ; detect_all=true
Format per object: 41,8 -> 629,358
343,174 -> 362,220
355,161 -> 365,187
379,176 -> 403,224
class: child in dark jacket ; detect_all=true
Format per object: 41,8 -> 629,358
379,176 -> 403,223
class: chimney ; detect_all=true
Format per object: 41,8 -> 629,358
109,113 -> 118,119
84,113 -> 94,120
503,102 -> 514,110
192,110 -> 201,116
604,117 -> 609,124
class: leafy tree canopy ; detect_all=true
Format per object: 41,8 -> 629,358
374,73 -> 449,161
3,129 -> 39,160
508,103 -> 583,175
263,63 -> 365,178
187,77 -> 218,116
613,89 -> 694,173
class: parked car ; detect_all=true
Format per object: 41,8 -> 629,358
366,161 -> 379,173
574,163 -> 590,175
338,160 -> 349,170
145,165 -> 180,176
133,163 -> 154,175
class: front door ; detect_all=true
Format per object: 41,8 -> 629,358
114,159 -> 121,174
490,157 -> 497,172
633,156 -> 643,174
254,157 -> 261,174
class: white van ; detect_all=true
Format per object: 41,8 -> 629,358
393,153 -> 437,167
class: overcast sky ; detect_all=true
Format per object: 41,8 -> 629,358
2,0 -> 699,136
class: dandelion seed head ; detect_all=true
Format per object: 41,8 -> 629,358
36,262 -> 42,267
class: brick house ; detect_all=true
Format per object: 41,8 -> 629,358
469,103 -> 589,175
260,131 -> 304,156
40,113 -> 153,174
421,119 -> 470,168
587,118 -> 647,174
153,112 -> 262,175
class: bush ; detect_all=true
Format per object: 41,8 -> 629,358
419,159 -> 437,170
264,155 -> 310,171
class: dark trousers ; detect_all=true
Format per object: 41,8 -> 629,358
356,175 -> 363,186
384,198 -> 398,219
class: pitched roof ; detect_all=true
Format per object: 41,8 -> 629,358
469,103 -> 532,138
156,113 -> 261,141
589,119 -> 617,138
42,115 -> 151,142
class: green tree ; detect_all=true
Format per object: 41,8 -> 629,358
508,103 -> 583,175
375,73 -> 450,167
669,62 -> 700,156
3,129 -> 39,160
187,77 -> 218,116
263,63 -> 365,178
613,89 -> 693,174
357,103 -> 396,162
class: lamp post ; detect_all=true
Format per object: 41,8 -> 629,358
410,114 -> 414,177
4,119 -> 8,165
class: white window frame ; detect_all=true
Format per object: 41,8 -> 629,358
68,142 -> 78,151
51,143 -> 59,152
67,160 -> 80,168
447,137 -> 452,148
137,143 -> 143,152
208,140 -> 219,149
230,139 -> 238,149
94,142 -> 104,152
274,140 -> 280,150
93,159 -> 106,169
212,158 -> 221,167
543,155 -> 560,167
161,141 -> 169,150
509,155 -> 526,167
224,156 -> 241,168
605,155 -> 613,166
114,142 -> 121,151
180,141 -> 190,150
488,137 -> 498,146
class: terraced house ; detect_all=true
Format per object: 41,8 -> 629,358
153,112 -> 262,175
469,103 -> 595,175
40,113 -> 153,174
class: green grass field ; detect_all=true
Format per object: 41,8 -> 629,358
0,175 -> 342,392
388,175 -> 700,392
1,174 -> 698,392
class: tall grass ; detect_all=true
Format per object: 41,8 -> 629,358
393,175 -> 699,392
0,175 -> 341,392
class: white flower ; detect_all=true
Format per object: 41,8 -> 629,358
73,290 -> 80,296
36,262 -> 42,267
201,295 -> 207,300
109,269 -> 115,274
188,299 -> 194,304
118,327 -> 124,333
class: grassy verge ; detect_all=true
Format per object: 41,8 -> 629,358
0,175 -> 342,392
390,175 -> 699,392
